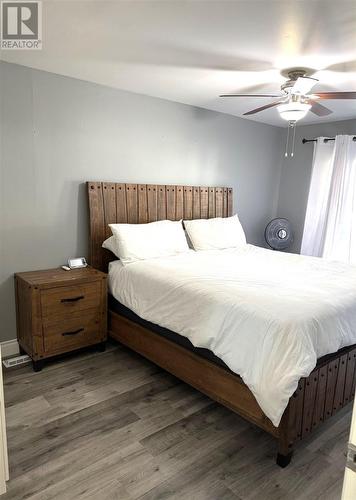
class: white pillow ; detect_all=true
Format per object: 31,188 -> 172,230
183,215 -> 246,251
108,220 -> 190,265
102,235 -> 120,258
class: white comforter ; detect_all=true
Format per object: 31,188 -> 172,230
109,245 -> 356,426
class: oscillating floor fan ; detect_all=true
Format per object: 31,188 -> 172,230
265,218 -> 293,251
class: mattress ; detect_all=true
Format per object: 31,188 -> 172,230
108,245 -> 356,426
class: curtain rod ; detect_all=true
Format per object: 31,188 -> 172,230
302,136 -> 356,144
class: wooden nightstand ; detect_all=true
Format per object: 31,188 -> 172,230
15,267 -> 107,371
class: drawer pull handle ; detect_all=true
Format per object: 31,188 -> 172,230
61,295 -> 84,303
62,328 -> 84,336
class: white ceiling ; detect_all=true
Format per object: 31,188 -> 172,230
2,0 -> 356,127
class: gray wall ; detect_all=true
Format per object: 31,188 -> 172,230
277,119 -> 356,253
0,61 -> 284,342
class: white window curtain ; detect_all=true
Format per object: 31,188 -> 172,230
301,135 -> 356,264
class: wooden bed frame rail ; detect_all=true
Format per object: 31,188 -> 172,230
87,181 -> 356,467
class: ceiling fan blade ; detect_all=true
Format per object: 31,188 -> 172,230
243,100 -> 286,116
312,92 -> 356,99
309,100 -> 333,116
291,77 -> 318,95
324,60 -> 356,73
220,94 -> 283,98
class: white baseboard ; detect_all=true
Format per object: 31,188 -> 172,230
0,340 -> 19,359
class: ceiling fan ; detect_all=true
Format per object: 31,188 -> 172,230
220,68 -> 356,122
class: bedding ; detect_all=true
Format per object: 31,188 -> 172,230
183,214 -> 246,250
102,235 -> 120,257
108,245 -> 356,426
108,220 -> 189,265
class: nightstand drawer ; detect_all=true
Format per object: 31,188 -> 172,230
41,281 -> 101,317
43,310 -> 102,354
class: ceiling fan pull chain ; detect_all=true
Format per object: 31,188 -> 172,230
284,123 -> 291,157
291,121 -> 297,157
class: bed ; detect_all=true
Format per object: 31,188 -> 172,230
87,181 -> 356,467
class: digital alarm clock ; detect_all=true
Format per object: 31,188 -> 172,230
67,257 -> 87,269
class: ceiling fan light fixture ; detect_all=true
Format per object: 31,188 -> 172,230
277,101 -> 311,121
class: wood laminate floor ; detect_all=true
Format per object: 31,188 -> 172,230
2,343 -> 350,500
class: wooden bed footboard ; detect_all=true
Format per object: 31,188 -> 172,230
108,308 -> 356,467
278,346 -> 356,463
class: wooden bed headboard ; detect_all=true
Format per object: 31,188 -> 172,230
87,182 -> 233,271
